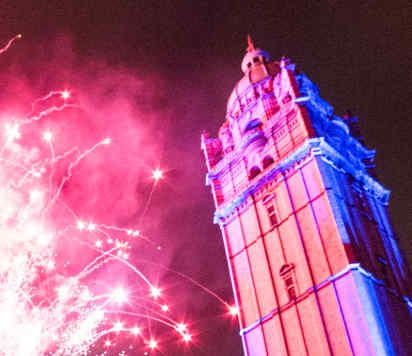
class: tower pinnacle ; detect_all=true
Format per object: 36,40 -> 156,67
246,34 -> 255,52
240,35 -> 270,74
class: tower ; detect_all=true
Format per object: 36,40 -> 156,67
201,39 -> 412,355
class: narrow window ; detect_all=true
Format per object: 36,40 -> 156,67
249,166 -> 261,180
282,94 -> 292,104
263,194 -> 278,227
284,276 -> 296,300
267,204 -> 278,226
280,264 -> 296,301
262,155 -> 274,169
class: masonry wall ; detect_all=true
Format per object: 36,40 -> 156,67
219,152 -> 412,355
317,158 -> 410,296
221,156 -> 362,355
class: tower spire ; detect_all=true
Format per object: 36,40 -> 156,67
246,34 -> 255,52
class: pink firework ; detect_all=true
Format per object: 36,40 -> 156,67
0,34 -> 236,355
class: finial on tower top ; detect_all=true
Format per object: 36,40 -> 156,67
246,34 -> 255,53
241,36 -> 270,73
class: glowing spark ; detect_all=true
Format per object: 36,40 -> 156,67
42,130 -> 53,142
104,339 -> 112,347
102,137 -> 111,145
183,334 -> 192,343
152,168 -> 163,181
80,289 -> 92,301
161,304 -> 169,312
131,326 -> 141,336
61,90 -> 71,100
43,131 -> 53,142
95,240 -> 102,248
113,321 -> 123,332
46,260 -> 55,270
148,339 -> 158,350
228,305 -> 239,317
29,189 -> 43,202
87,222 -> 96,231
111,288 -> 128,305
4,122 -> 21,142
77,220 -> 86,230
38,233 -> 52,246
175,323 -> 187,333
150,286 -> 161,299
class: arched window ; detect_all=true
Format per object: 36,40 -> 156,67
280,263 -> 296,301
262,155 -> 274,169
263,194 -> 278,227
249,166 -> 261,180
244,119 -> 262,134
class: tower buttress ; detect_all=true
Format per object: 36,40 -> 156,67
202,39 -> 412,355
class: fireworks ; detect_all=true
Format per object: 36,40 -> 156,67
0,33 -> 21,55
0,34 -> 237,355
150,286 -> 162,300
61,90 -> 71,100
228,305 -> 239,317
0,85 -> 189,355
151,168 -> 163,181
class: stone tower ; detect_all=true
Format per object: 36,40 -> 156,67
201,38 -> 412,355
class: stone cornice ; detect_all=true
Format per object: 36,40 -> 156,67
213,138 -> 390,223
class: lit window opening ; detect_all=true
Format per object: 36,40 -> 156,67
249,166 -> 261,180
263,194 -> 278,227
262,155 -> 274,169
280,263 -> 297,301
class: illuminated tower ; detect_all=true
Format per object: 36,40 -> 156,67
201,38 -> 412,355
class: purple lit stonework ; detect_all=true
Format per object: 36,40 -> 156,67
202,39 -> 412,355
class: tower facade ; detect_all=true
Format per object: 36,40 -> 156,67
202,40 -> 412,355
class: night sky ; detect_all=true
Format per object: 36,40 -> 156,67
1,1 -> 411,355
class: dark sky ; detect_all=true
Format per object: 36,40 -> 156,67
1,1 -> 412,355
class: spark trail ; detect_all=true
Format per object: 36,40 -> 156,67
0,34 -> 21,55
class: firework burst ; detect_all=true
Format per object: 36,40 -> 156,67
0,34 -> 237,355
